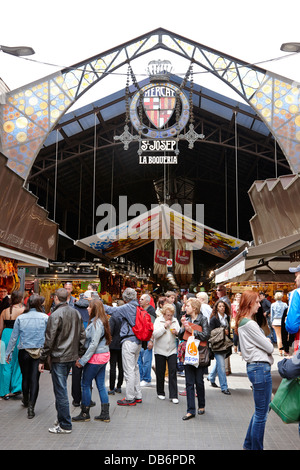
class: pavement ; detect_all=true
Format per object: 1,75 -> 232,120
0,347 -> 299,453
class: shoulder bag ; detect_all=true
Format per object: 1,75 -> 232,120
269,377 -> 300,424
25,348 -> 41,359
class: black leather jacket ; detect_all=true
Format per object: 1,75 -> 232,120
40,302 -> 86,364
178,313 -> 210,342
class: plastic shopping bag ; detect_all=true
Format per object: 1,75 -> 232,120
184,334 -> 200,367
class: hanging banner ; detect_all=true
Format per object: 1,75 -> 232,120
174,240 -> 193,275
153,239 -> 171,275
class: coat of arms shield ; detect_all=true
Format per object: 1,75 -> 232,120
143,88 -> 176,129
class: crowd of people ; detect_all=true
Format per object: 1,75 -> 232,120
0,272 -> 299,449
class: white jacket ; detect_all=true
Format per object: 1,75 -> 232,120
153,316 -> 180,357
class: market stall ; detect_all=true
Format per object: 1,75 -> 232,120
225,281 -> 295,303
28,261 -> 154,312
213,237 -> 300,302
0,257 -> 20,292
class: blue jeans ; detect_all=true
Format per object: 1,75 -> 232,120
138,345 -> 152,382
51,361 -> 74,430
244,362 -> 272,450
81,362 -> 108,407
207,352 -> 228,391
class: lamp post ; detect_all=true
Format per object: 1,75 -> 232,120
0,45 -> 35,56
280,43 -> 300,53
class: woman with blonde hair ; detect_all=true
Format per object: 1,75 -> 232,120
178,298 -> 210,420
72,299 -> 112,423
235,290 -> 274,450
153,303 -> 180,403
270,291 -> 287,356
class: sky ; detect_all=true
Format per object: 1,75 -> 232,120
1,0 -> 300,111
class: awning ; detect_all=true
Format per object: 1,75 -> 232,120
248,174 -> 300,246
215,249 -> 248,283
214,174 -> 300,284
0,152 -> 58,263
0,246 -> 49,267
246,233 -> 300,260
75,204 -> 245,260
214,234 -> 300,284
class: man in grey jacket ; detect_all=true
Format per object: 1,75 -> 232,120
39,288 -> 86,433
104,288 -> 142,406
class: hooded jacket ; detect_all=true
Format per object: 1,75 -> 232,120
104,300 -> 141,344
74,297 -> 90,326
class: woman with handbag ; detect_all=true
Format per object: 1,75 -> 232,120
5,294 -> 48,418
178,298 -> 210,420
207,300 -> 231,395
235,290 -> 274,450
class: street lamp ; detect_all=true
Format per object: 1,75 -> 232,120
280,42 -> 300,53
0,45 -> 35,56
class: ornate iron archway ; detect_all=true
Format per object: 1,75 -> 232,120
1,27 -> 300,181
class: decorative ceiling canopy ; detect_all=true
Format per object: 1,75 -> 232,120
75,204 -> 245,260
1,28 -> 300,181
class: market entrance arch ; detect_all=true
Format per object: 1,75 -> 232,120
1,27 -> 300,183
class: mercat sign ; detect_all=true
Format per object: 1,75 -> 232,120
114,60 -> 204,163
130,81 -> 190,139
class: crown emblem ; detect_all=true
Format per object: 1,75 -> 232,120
146,59 -> 173,82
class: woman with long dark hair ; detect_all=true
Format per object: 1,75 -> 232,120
0,290 -> 24,399
5,294 -> 48,418
72,299 -> 112,423
235,290 -> 274,450
207,299 -> 231,394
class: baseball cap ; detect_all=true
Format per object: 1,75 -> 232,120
289,265 -> 300,273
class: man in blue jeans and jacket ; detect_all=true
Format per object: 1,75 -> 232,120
104,287 -> 142,406
39,288 -> 86,433
138,294 -> 156,386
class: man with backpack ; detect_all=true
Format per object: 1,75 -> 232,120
104,288 -> 148,406
138,294 -> 156,387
